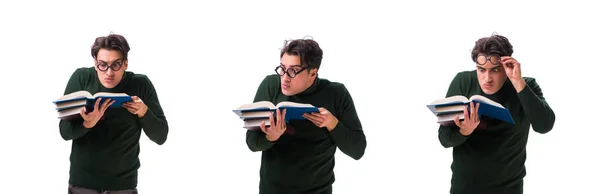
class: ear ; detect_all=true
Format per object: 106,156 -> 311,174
124,59 -> 129,71
93,59 -> 98,70
310,68 -> 318,78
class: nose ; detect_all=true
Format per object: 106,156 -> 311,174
106,68 -> 114,76
282,72 -> 292,82
483,72 -> 492,82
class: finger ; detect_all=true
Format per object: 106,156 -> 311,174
306,116 -> 318,125
275,109 -> 282,129
469,102 -> 476,123
463,105 -> 470,122
94,98 -> 101,112
126,107 -> 138,113
308,113 -> 324,123
101,99 -> 114,113
303,113 -> 316,120
260,121 -> 268,133
269,112 -> 275,130
474,102 -> 480,122
453,114 -> 462,128
80,107 -> 88,119
318,107 -> 326,112
280,109 -> 287,130
282,109 -> 287,122
131,96 -> 140,101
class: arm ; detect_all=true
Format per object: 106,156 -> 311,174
516,78 -> 556,134
139,76 -> 169,145
438,72 -> 470,148
329,85 -> 367,160
246,75 -> 276,152
59,68 -> 91,141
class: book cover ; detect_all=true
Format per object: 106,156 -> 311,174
233,101 -> 319,121
427,95 -> 515,124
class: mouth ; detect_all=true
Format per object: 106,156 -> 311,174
282,84 -> 290,89
105,78 -> 114,83
483,83 -> 493,88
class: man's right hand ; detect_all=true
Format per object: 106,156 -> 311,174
80,98 -> 114,129
454,102 -> 480,136
260,108 -> 287,142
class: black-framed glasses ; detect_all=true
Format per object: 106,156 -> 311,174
95,59 -> 124,72
476,54 -> 501,65
275,66 -> 308,78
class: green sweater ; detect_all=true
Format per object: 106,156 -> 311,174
438,70 -> 555,194
246,74 -> 367,194
59,67 -> 169,190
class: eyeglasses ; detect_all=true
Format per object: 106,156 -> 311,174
476,54 -> 502,65
275,66 -> 308,78
95,59 -> 124,72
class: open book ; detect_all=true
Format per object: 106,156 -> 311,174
53,91 -> 133,120
426,95 -> 515,125
233,101 -> 319,129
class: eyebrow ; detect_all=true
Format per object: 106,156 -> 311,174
98,59 -> 123,63
477,64 -> 501,68
280,63 -> 302,67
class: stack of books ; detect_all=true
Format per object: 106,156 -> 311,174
53,91 -> 132,120
232,101 -> 319,130
426,95 -> 515,127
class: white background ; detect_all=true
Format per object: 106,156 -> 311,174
1,0 -> 598,193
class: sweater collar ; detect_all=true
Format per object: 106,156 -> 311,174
480,79 -> 514,103
96,69 -> 131,92
295,76 -> 320,96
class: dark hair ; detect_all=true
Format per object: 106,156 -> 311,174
91,33 -> 131,60
471,34 -> 513,62
280,38 -> 323,69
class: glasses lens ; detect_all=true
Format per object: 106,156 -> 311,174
287,68 -> 297,78
111,63 -> 122,71
489,55 -> 500,65
98,64 -> 108,71
476,55 -> 487,65
275,66 -> 284,75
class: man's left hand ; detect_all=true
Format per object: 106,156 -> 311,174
501,56 -> 526,92
123,96 -> 148,118
303,107 -> 339,132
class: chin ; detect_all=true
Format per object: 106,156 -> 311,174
481,88 -> 500,95
281,88 -> 295,96
101,82 -> 117,89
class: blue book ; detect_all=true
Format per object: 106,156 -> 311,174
426,95 -> 515,125
233,101 -> 320,123
53,91 -> 133,118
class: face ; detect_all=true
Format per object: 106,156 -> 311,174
94,49 -> 128,89
476,54 -> 507,94
277,53 -> 318,96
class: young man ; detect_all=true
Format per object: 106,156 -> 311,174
438,34 -> 556,194
59,34 -> 169,194
246,38 -> 367,194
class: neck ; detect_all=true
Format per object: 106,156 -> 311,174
296,76 -> 320,96
481,79 -> 514,103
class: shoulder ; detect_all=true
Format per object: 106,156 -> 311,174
523,76 -> 541,88
449,70 -> 476,85
263,74 -> 280,83
128,71 -> 151,82
455,70 -> 476,79
71,67 -> 95,77
319,78 -> 349,94
258,74 -> 280,87
68,67 -> 96,84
